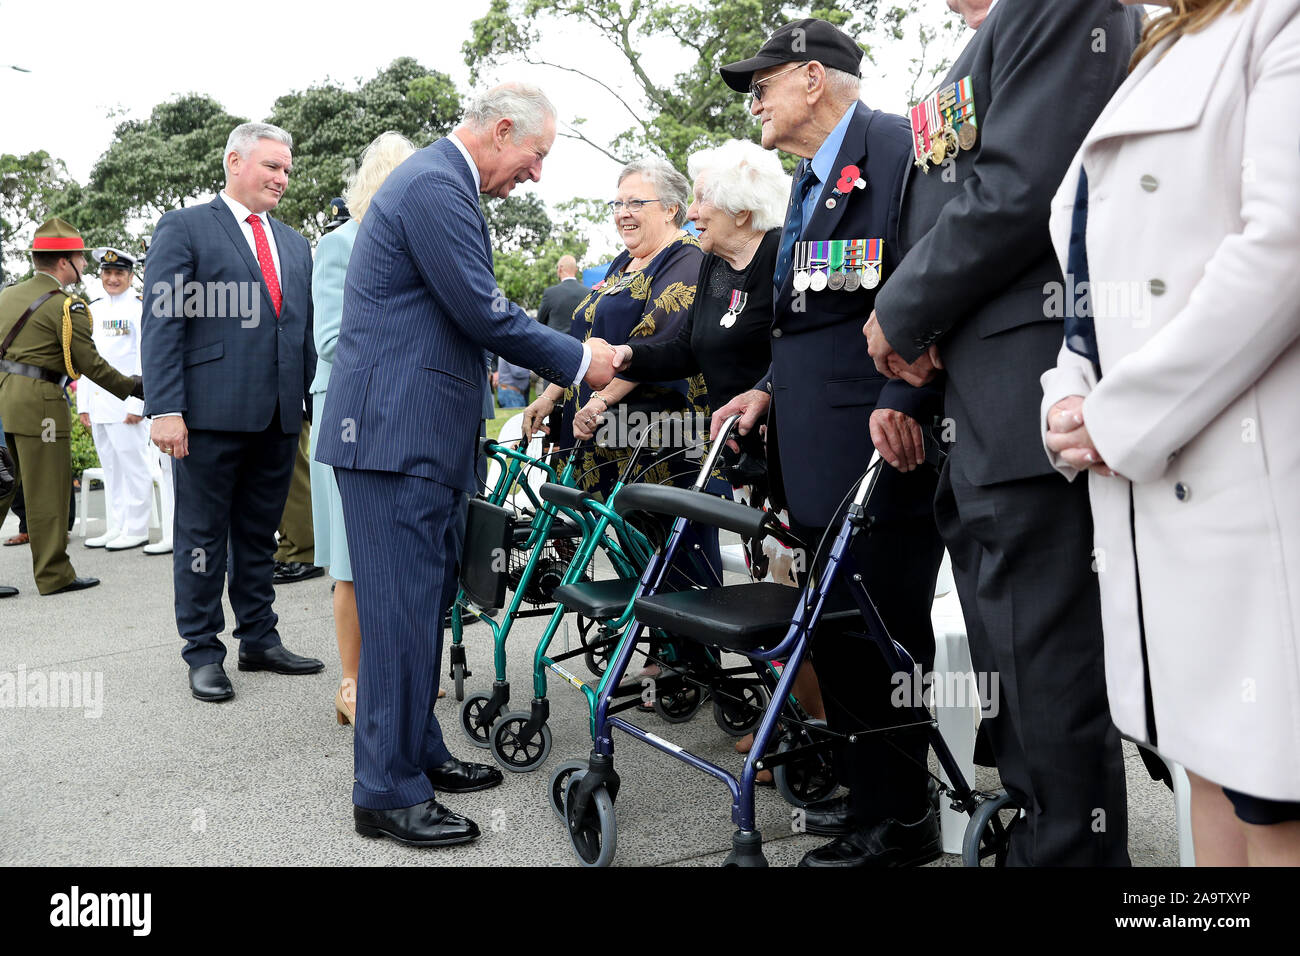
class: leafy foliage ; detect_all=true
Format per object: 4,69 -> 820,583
464,1 -> 941,172
267,57 -> 462,237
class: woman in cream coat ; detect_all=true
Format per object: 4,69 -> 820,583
1041,0 -> 1300,865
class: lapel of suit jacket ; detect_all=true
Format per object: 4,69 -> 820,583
802,102 -> 874,241
208,196 -> 279,318
436,138 -> 493,258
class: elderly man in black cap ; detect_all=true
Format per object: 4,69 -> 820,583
712,19 -> 947,867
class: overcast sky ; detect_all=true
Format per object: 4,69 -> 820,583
2,0 -> 965,257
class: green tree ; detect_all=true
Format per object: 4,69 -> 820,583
492,198 -> 595,309
1,150 -> 77,282
464,1 -> 941,172
267,57 -> 462,238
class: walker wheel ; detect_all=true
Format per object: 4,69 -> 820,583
961,790 -> 1020,867
547,759 -> 588,820
653,680 -> 703,724
565,771 -> 618,867
490,711 -> 553,773
458,692 -> 496,749
452,662 -> 467,702
772,721 -> 837,808
712,681 -> 770,737
583,634 -> 617,677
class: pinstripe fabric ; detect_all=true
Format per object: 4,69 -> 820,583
315,138 -> 584,495
317,137 -> 593,809
335,468 -> 459,809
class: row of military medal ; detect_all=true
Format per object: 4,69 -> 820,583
790,238 -> 883,293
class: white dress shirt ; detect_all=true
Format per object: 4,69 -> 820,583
219,190 -> 282,282
446,133 -> 592,386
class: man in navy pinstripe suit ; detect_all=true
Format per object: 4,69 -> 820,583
142,122 -> 324,703
317,84 -> 617,846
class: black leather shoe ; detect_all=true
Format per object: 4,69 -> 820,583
426,758 -> 503,794
190,663 -> 234,702
799,806 -> 941,868
237,644 -> 325,674
803,793 -> 854,836
0,584 -> 17,599
354,799 -> 480,847
45,576 -> 99,595
273,561 -> 325,584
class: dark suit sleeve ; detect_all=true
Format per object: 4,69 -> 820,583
140,210 -> 193,416
875,0 -> 1135,361
399,170 -> 584,384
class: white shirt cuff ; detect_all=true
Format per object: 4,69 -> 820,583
154,412 -> 183,418
573,343 -> 592,387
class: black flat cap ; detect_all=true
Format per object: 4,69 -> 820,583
720,18 -> 864,94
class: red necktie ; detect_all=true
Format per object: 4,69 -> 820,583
246,214 -> 282,317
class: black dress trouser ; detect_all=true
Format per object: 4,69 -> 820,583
934,460 -> 1129,865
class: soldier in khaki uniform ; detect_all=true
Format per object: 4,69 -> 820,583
0,219 -> 142,594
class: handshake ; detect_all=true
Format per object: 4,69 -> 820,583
581,339 -> 633,389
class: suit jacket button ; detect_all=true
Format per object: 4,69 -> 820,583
1140,174 -> 1159,193
1148,279 -> 1166,296
1174,481 -> 1190,501
771,328 -> 783,338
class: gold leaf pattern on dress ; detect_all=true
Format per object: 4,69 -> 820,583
652,281 -> 693,316
629,271 -> 651,300
629,315 -> 656,338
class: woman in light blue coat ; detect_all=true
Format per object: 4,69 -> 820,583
311,132 -> 416,726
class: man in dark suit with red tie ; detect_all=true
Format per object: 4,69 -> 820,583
142,122 -> 323,702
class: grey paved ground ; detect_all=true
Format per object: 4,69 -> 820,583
0,492 -> 1179,866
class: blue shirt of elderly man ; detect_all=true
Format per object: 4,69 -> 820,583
316,83 -> 618,849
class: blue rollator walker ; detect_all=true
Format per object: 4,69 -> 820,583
556,415 -> 1019,867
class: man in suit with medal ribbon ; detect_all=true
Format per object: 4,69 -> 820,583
864,0 -> 1143,865
713,19 -> 947,867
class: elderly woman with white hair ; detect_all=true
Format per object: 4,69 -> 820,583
309,131 -> 416,727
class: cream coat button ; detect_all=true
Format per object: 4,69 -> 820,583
1140,174 -> 1159,192
1149,279 -> 1167,296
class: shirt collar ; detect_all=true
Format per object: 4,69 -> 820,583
447,133 -> 482,194
220,190 -> 267,225
810,101 -> 859,188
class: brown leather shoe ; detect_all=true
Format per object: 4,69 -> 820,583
4,533 -> 29,547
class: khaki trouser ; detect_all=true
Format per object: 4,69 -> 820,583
0,431 -> 77,593
274,420 -> 314,564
